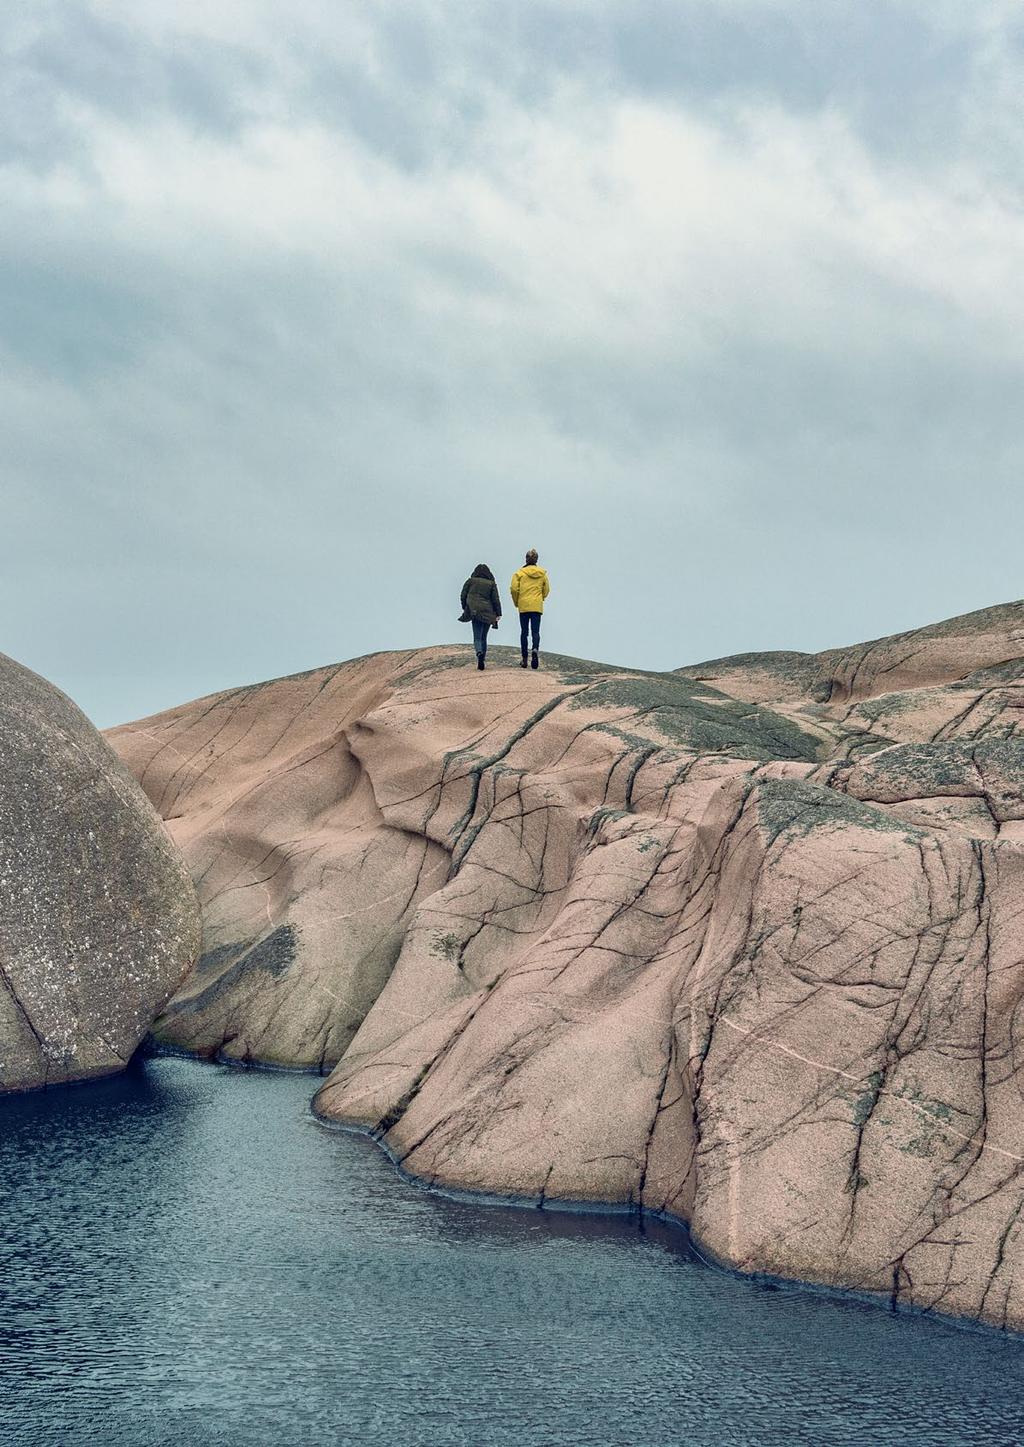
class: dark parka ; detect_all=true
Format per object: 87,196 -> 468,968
461,574 -> 502,627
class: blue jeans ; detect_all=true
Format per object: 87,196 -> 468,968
472,618 -> 492,657
519,612 -> 541,654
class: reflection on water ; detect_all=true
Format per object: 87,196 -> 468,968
2,1058 -> 1024,1447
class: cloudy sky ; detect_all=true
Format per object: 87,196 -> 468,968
4,1 -> 1023,726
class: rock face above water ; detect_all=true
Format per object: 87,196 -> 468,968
109,604 -> 1024,1331
107,651 -> 821,1068
0,653 -> 201,1091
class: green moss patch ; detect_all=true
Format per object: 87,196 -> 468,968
569,674 -> 822,762
756,779 -> 922,846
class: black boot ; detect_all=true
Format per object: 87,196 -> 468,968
531,650 -> 539,669
477,654 -> 485,670
520,647 -> 528,669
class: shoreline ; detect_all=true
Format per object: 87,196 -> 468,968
307,1080 -> 1020,1344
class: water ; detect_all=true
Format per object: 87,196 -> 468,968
2,1060 -> 1024,1447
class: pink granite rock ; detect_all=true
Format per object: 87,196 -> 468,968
108,603 -> 1024,1330
107,654 -> 452,1067
676,599 -> 1024,705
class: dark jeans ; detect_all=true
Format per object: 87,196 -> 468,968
519,612 -> 541,653
472,618 -> 492,656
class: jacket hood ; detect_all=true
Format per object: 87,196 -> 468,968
517,565 -> 546,577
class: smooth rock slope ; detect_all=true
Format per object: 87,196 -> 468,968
108,604 -> 1024,1330
0,653 -> 201,1091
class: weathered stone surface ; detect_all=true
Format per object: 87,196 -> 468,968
107,654 -> 453,1067
0,653 -> 201,1091
107,652 -> 822,1070
676,599 -> 1024,706
109,601 -> 1024,1330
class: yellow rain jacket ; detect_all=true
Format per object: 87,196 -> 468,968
510,564 -> 550,613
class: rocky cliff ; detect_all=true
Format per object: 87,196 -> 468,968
0,653 -> 201,1090
107,602 -> 1024,1330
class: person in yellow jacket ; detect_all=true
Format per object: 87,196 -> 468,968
510,548 -> 550,669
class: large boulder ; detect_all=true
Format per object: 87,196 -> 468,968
105,651 -> 821,1070
0,653 -> 201,1091
108,603 -> 1024,1331
310,672 -> 1024,1331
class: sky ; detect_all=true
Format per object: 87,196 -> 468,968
4,1 -> 1024,727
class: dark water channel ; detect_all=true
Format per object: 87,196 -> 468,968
3,1058 -> 1024,1446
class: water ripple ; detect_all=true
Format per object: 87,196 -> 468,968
2,1058 -> 1024,1446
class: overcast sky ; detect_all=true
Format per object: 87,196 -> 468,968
4,1 -> 1023,727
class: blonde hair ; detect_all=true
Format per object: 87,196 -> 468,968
525,548 -> 539,564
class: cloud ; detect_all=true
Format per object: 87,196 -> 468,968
2,2 -> 1023,725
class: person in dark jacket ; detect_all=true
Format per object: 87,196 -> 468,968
460,564 -> 502,669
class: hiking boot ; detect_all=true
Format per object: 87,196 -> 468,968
531,650 -> 539,669
520,650 -> 528,668
477,655 -> 485,670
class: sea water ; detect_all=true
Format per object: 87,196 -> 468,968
2,1057 -> 1023,1447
